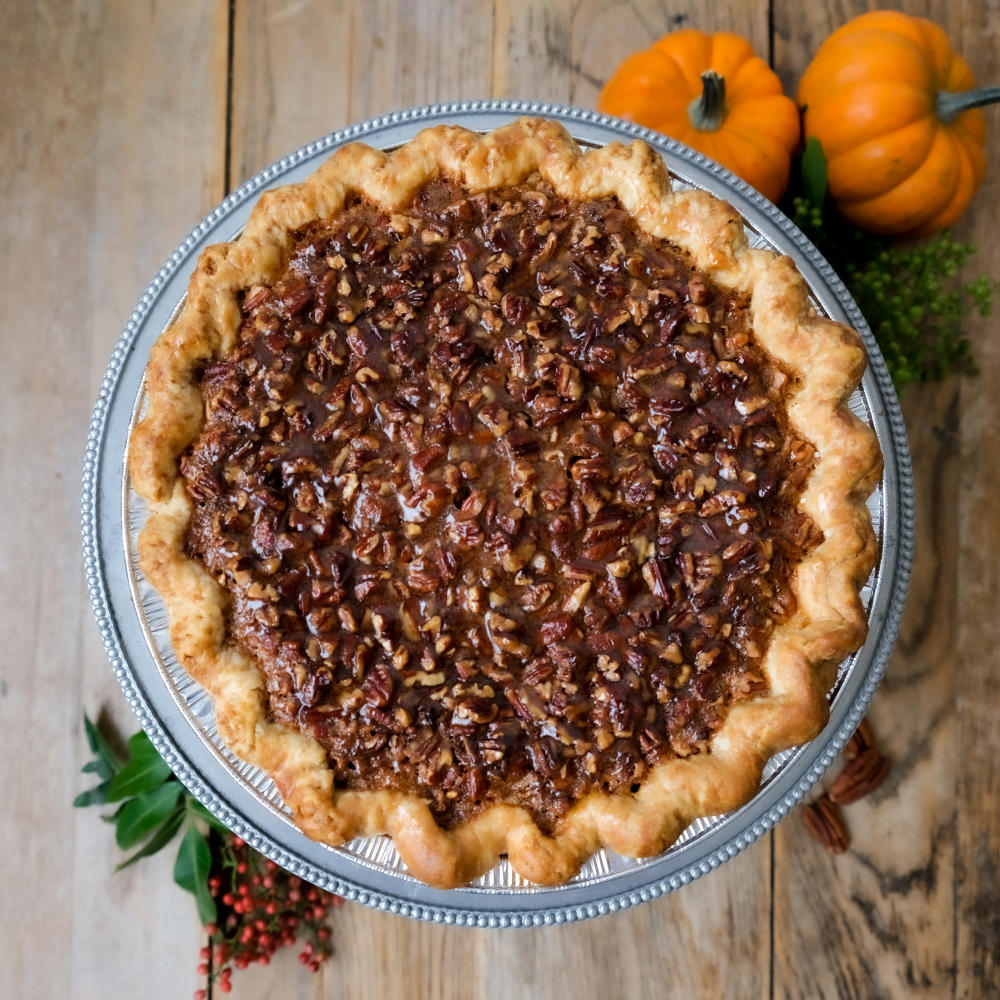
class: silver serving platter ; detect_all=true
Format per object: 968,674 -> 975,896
82,100 -> 914,926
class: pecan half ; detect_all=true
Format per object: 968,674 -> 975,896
827,747 -> 891,805
802,795 -> 850,854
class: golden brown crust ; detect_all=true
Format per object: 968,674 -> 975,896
130,118 -> 881,888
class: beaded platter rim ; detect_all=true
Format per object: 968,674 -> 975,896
82,99 -> 914,927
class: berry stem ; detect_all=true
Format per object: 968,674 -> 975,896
196,832 -> 342,997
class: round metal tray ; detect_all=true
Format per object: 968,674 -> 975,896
82,100 -> 914,926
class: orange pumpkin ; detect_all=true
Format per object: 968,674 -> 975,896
798,10 -> 999,236
598,30 -> 800,204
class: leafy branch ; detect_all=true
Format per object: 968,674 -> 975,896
76,713 -> 342,996
76,715 -> 224,922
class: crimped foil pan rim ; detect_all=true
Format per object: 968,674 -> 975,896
82,99 -> 914,926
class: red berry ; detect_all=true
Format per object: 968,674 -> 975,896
258,955 -> 271,967
298,953 -> 310,965
219,981 -> 232,994
237,861 -> 248,874
205,923 -> 218,936
318,927 -> 331,941
222,893 -> 234,906
196,963 -> 208,976
194,991 -> 207,1000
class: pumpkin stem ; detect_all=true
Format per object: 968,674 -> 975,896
936,86 -> 1000,123
688,71 -> 727,132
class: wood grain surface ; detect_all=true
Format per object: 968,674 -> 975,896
2,1 -> 997,997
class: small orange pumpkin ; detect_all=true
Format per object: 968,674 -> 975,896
798,10 -> 999,236
598,30 -> 800,204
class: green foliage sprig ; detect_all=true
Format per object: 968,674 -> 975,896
75,714 -> 226,922
76,713 -> 342,996
787,137 -> 994,393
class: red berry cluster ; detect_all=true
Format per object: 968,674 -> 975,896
193,833 -> 344,997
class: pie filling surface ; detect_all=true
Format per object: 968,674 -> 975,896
181,179 -> 821,833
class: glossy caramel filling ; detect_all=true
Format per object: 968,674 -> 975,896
182,180 -> 819,832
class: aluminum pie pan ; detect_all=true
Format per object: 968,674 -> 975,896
82,99 -> 914,926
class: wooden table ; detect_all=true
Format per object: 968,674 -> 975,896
3,1 -> 997,996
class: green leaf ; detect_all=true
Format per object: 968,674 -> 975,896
801,137 -> 827,209
192,869 -> 218,926
114,783 -> 183,850
106,733 -> 172,802
82,759 -> 112,779
115,804 -> 186,871
185,797 -> 231,834
74,780 -> 112,808
83,713 -> 125,776
174,823 -> 217,925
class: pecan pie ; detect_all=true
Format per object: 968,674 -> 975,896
130,119 -> 881,888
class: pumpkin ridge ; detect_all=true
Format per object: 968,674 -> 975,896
847,129 -> 961,233
910,17 -> 955,85
952,107 -> 988,144
706,31 -> 756,81
660,30 -> 715,94
912,143 -> 978,235
943,53 -> 976,93
805,82 -> 932,160
727,58 -> 784,100
825,10 -> 934,53
800,32 -> 935,94
950,124 -> 987,186
727,112 -> 798,159
724,98 -> 802,141
716,130 -> 792,203
825,119 -> 938,203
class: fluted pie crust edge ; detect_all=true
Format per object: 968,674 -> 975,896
129,118 -> 882,888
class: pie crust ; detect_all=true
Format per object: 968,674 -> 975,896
129,118 -> 881,888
